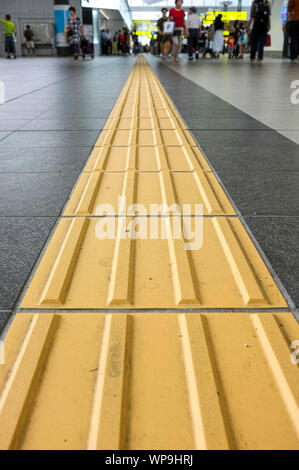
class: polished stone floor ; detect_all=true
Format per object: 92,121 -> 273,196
0,55 -> 298,331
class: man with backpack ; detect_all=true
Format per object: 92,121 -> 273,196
247,0 -> 271,62
288,0 -> 299,62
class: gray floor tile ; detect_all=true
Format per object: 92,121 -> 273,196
40,109 -> 112,119
0,217 -> 56,310
0,132 -> 11,141
1,130 -> 99,147
0,119 -> 29,131
220,169 -> 299,216
191,129 -> 299,173
185,117 -> 267,130
0,172 -> 80,216
0,109 -> 43,119
0,311 -> 10,333
244,216 -> 299,308
190,130 -> 299,216
21,118 -> 106,131
0,146 -> 92,173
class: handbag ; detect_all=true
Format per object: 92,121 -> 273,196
163,21 -> 175,35
265,34 -> 271,47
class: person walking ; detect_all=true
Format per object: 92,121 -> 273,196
247,0 -> 271,63
232,20 -> 240,58
187,7 -> 200,60
157,8 -> 172,60
169,0 -> 189,62
0,14 -> 16,59
287,0 -> 299,62
66,6 -> 82,60
212,14 -> 225,58
238,22 -> 247,58
24,25 -> 35,56
106,29 -> 112,55
112,32 -> 118,55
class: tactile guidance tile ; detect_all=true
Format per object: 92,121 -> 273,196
64,170 -> 235,216
21,217 -> 286,309
1,313 -> 299,450
83,145 -> 211,172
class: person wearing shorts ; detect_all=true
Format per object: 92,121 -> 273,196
157,8 -> 172,59
169,0 -> 189,62
24,25 -> 35,56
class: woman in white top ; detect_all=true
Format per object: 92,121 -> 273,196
212,13 -> 226,58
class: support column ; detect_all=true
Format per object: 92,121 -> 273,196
54,0 -> 70,56
92,8 -> 101,56
268,0 -> 285,54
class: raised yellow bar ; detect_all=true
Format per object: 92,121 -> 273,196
0,313 -> 298,450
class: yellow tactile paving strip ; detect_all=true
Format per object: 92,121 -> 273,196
0,56 -> 297,450
1,313 -> 299,450
21,217 -> 285,309
20,56 -> 286,309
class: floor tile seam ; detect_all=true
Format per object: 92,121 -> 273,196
15,307 -> 292,314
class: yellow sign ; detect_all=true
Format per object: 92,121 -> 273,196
202,11 -> 247,23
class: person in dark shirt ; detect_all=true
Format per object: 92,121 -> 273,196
157,8 -> 172,59
288,0 -> 299,61
24,25 -> 35,56
247,0 -> 271,63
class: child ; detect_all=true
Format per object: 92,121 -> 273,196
201,28 -> 213,58
227,35 -> 235,58
238,23 -> 247,59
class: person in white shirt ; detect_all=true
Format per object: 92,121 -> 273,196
187,6 -> 201,60
105,29 -> 112,55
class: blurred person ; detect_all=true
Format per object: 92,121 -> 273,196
287,0 -> 299,61
24,25 -> 35,56
247,0 -> 271,63
66,6 -> 82,59
227,35 -> 235,58
169,0 -> 189,62
101,29 -> 107,55
198,25 -> 207,53
106,29 -> 112,55
212,14 -> 226,58
122,27 -> 130,54
232,20 -> 240,57
201,27 -> 214,58
0,14 -> 16,59
112,32 -> 118,55
187,7 -> 200,60
157,8 -> 172,60
238,22 -> 248,58
117,30 -> 123,54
